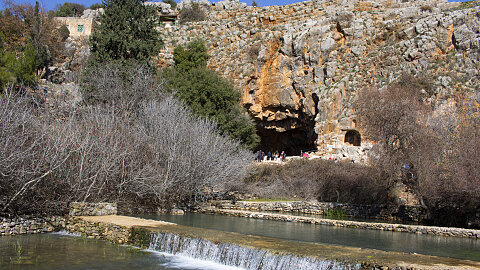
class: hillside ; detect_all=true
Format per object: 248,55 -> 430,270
158,0 -> 479,160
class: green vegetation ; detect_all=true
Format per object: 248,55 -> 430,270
172,39 -> 209,73
89,3 -> 103,10
252,0 -> 258,7
0,1 -> 69,89
0,40 -> 37,87
89,0 -> 162,67
160,39 -> 259,149
55,2 -> 86,17
323,208 -> 346,218
129,227 -> 151,248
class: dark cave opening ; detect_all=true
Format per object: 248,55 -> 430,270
344,130 -> 361,146
252,94 -> 319,156
255,124 -> 317,156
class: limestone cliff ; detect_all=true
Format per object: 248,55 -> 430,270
160,0 -> 480,159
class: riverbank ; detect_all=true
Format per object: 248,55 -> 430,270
201,207 -> 480,239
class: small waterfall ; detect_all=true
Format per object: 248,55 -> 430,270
148,232 -> 360,270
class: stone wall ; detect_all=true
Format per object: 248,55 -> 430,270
0,216 -> 66,236
64,217 -> 131,244
210,200 -> 426,222
69,202 -> 118,216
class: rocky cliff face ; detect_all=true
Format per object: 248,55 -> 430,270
161,0 -> 480,159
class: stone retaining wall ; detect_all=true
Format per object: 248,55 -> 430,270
210,200 -> 426,222
203,208 -> 480,239
64,217 -> 131,244
0,216 -> 66,236
69,202 -> 118,216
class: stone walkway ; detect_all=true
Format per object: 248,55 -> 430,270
79,215 -> 174,228
203,208 -> 480,239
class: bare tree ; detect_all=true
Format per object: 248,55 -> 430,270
356,81 -> 480,227
0,66 -> 253,216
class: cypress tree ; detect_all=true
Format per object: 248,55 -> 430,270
89,0 -> 162,66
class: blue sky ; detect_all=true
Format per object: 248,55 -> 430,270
1,0 -> 472,12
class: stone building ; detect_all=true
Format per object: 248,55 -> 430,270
54,17 -> 93,39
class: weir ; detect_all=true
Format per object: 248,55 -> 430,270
148,232 -> 359,270
70,215 -> 480,269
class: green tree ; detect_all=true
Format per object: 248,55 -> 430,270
161,40 -> 259,149
89,0 -> 162,67
89,3 -> 103,9
0,41 -> 37,88
31,1 -> 50,71
173,39 -> 208,73
55,2 -> 86,17
252,0 -> 258,7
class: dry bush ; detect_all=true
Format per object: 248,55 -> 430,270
416,101 -> 480,227
247,44 -> 261,61
356,83 -> 434,182
356,81 -> 480,227
81,63 -> 158,112
420,5 -> 433,12
238,159 -> 388,204
0,66 -> 252,216
0,89 -> 74,215
179,3 -> 206,23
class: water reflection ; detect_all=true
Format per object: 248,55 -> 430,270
134,213 -> 480,262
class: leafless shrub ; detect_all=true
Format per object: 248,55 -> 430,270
247,44 -> 261,61
420,5 -> 433,12
81,63 -> 159,113
356,81 -> 480,227
356,84 -> 434,182
238,159 -> 388,204
0,88 -> 74,215
0,69 -> 252,216
179,2 -> 206,23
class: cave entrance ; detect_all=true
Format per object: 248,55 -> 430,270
255,126 -> 317,156
344,130 -> 361,146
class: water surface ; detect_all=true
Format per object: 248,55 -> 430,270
0,232 -> 241,270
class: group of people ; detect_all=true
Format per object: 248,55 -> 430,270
255,150 -> 286,162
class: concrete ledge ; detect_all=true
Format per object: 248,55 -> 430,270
203,208 -> 480,239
